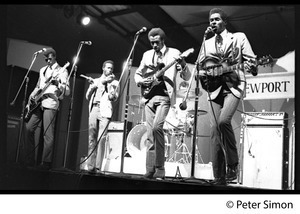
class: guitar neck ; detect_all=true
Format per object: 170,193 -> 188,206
34,62 -> 69,102
222,63 -> 244,74
155,60 -> 178,78
34,81 -> 52,102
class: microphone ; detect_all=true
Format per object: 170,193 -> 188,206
179,100 -> 187,110
34,48 -> 47,54
81,41 -> 92,45
204,26 -> 216,35
136,27 -> 147,35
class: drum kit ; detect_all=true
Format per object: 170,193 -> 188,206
126,88 -> 207,164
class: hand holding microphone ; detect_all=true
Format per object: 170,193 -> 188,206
104,74 -> 115,84
204,25 -> 216,35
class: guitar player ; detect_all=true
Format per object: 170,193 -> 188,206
134,27 -> 191,180
24,48 -> 70,170
197,8 -> 258,185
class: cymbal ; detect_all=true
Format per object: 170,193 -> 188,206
187,109 -> 207,116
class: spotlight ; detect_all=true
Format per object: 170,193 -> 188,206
77,12 -> 91,26
73,56 -> 79,64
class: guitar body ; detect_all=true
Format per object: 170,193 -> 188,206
24,62 -> 70,122
141,63 -> 165,99
24,96 -> 41,122
200,57 -> 224,93
140,48 -> 195,99
199,55 -> 273,99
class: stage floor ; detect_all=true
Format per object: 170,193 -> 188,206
0,163 -> 277,193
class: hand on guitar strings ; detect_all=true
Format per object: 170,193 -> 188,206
138,77 -> 154,87
50,78 -> 59,87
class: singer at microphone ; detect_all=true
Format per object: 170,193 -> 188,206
197,8 -> 259,185
133,27 -> 191,179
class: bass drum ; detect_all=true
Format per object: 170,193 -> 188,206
126,123 -> 169,158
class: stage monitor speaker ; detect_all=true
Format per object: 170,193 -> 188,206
7,116 -> 21,163
100,121 -> 132,172
240,112 -> 289,190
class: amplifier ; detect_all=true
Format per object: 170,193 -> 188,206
242,112 -> 287,126
240,111 -> 289,190
108,121 -> 124,131
7,116 -> 21,163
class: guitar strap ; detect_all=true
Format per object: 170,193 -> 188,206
43,66 -> 49,76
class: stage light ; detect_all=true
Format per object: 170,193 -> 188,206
73,56 -> 79,64
77,12 -> 91,26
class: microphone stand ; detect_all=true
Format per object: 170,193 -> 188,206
119,33 -> 140,174
62,42 -> 84,170
10,53 -> 38,163
180,32 -> 208,182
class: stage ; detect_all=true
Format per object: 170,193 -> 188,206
0,163 -> 279,193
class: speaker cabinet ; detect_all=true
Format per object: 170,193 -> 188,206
241,112 -> 289,190
7,116 -> 21,163
101,121 -> 132,172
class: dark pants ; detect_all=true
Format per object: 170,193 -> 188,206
24,107 -> 57,165
144,95 -> 170,170
208,90 -> 240,178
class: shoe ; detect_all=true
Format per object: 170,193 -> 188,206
36,162 -> 51,171
153,167 -> 165,180
210,177 -> 227,185
226,164 -> 238,182
143,171 -> 155,179
23,161 -> 35,168
84,167 -> 101,174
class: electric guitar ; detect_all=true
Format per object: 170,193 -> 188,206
24,62 -> 70,122
199,55 -> 273,93
141,48 -> 194,99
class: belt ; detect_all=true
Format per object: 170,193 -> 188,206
92,103 -> 101,107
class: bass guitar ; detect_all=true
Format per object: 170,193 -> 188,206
24,62 -> 70,122
199,55 -> 273,93
141,48 -> 194,99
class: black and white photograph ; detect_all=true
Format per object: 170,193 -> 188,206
0,5 -> 297,199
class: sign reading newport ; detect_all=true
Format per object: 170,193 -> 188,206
245,72 -> 294,100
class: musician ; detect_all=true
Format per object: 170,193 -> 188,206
24,48 -> 70,170
198,8 -> 258,185
85,60 -> 119,173
134,28 -> 191,179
